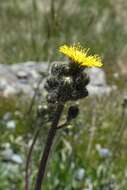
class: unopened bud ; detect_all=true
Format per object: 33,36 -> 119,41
51,62 -> 70,76
67,105 -> 79,121
44,76 -> 59,92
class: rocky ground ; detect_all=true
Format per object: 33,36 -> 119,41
0,61 -> 112,165
0,61 -> 112,98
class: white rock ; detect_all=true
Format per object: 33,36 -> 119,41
1,148 -> 23,164
0,79 -> 8,91
0,62 -> 111,97
2,148 -> 13,160
3,86 -> 18,97
6,120 -> 16,129
87,68 -> 106,86
11,154 -> 23,164
86,68 -> 112,96
3,112 -> 12,121
16,70 -> 28,79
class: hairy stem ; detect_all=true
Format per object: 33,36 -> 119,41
34,104 -> 64,190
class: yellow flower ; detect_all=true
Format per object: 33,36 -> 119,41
59,44 -> 103,67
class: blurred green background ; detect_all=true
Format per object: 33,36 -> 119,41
0,0 -> 127,190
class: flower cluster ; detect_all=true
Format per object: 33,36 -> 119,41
44,44 -> 103,104
44,61 -> 89,103
45,45 -> 102,103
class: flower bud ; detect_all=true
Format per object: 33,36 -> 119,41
44,76 -> 59,92
58,77 -> 73,102
75,73 -> 90,90
51,62 -> 70,76
72,88 -> 88,100
47,90 -> 58,104
67,105 -> 79,121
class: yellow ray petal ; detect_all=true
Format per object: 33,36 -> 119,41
59,44 -> 103,67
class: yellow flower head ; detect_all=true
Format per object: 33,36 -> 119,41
59,44 -> 103,67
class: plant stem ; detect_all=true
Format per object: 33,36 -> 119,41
25,128 -> 40,190
34,104 -> 64,190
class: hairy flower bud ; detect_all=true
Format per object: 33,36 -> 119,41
75,72 -> 89,89
71,87 -> 88,100
44,76 -> 59,92
67,105 -> 79,121
47,90 -> 58,104
45,59 -> 90,103
51,62 -> 70,76
57,77 -> 73,102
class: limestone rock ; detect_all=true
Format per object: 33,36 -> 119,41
86,68 -> 112,96
0,61 -> 112,97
